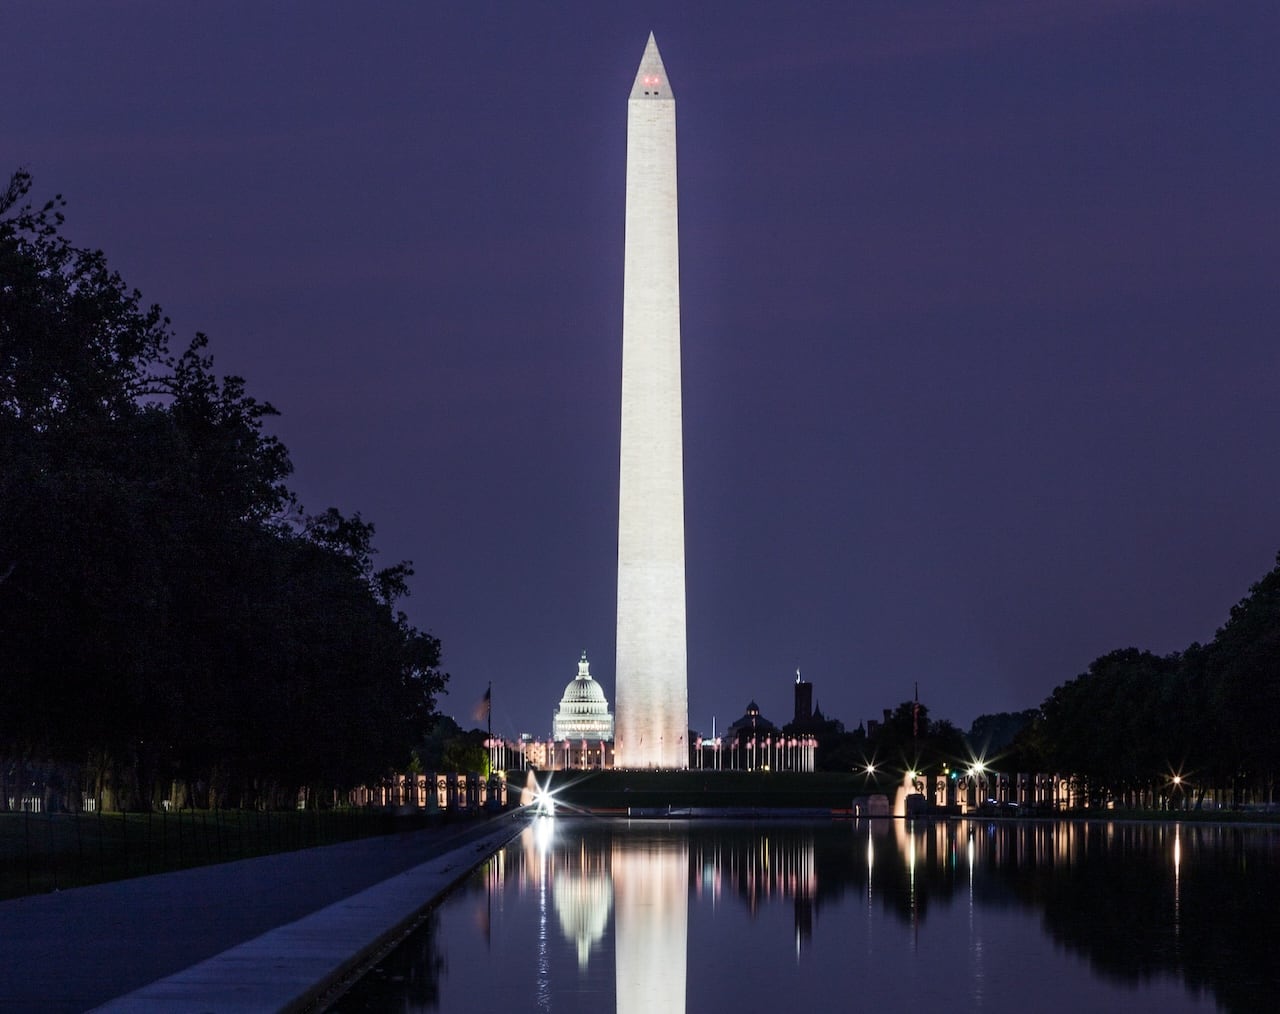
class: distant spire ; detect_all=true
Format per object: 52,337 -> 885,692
630,32 -> 673,101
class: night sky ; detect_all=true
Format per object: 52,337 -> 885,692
8,2 -> 1277,741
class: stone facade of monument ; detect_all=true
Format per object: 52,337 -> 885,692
615,33 -> 690,769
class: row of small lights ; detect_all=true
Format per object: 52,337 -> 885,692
862,760 -> 988,778
863,761 -> 1194,790
529,765 -> 1194,815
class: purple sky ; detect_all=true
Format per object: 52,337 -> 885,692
8,2 -> 1278,740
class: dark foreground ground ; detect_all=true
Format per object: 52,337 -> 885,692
0,813 -> 521,1013
0,806 -> 458,901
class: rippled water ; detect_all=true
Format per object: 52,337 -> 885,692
330,817 -> 1280,1012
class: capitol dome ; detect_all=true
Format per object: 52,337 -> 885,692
562,674 -> 607,705
553,652 -> 615,742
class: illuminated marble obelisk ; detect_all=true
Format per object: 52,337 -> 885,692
615,33 -> 689,770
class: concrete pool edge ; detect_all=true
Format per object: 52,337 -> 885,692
89,817 -> 528,1014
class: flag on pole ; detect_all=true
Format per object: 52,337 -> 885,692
473,686 -> 491,723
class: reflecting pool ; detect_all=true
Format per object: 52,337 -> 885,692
329,817 -> 1280,1012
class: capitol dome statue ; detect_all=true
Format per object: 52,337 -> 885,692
553,652 -> 615,742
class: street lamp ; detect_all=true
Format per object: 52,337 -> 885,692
967,762 -> 987,811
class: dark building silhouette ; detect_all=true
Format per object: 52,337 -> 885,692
786,672 -> 844,738
794,671 -> 813,724
725,700 -> 777,743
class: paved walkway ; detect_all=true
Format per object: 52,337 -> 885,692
0,813 -> 525,1013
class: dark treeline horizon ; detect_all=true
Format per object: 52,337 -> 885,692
823,551 -> 1280,808
0,171 -> 448,811
1011,549 -> 1280,807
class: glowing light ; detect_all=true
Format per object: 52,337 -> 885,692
907,828 -> 917,907
1173,826 -> 1183,936
529,772 -> 561,817
534,813 -> 555,853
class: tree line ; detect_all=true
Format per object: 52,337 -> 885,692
827,554 -> 1280,809
1006,552 -> 1280,807
0,171 -> 447,811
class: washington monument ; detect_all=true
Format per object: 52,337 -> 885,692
614,33 -> 689,769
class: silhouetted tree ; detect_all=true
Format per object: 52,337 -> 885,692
0,170 -> 447,809
1024,554 -> 1280,808
966,709 -> 1038,759
1198,554 -> 1280,804
862,701 -> 968,786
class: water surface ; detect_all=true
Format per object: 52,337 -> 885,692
331,817 -> 1280,1012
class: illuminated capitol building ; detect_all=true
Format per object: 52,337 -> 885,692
494,654 -> 816,773
520,653 -> 616,770
554,652 -> 615,743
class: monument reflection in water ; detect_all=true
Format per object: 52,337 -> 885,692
331,817 -> 1280,1013
612,828 -> 687,1014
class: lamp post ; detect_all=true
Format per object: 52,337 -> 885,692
968,761 -> 987,812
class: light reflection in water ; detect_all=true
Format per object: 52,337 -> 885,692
535,819 -> 552,1012
554,833 -> 612,969
865,823 -> 874,892
534,813 -> 555,853
967,827 -> 975,897
1173,825 -> 1182,940
968,827 -> 983,1007
614,829 -> 688,1014
331,818 -> 1278,1014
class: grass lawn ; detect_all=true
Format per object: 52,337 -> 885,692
0,807 -> 461,900
533,769 -> 886,811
